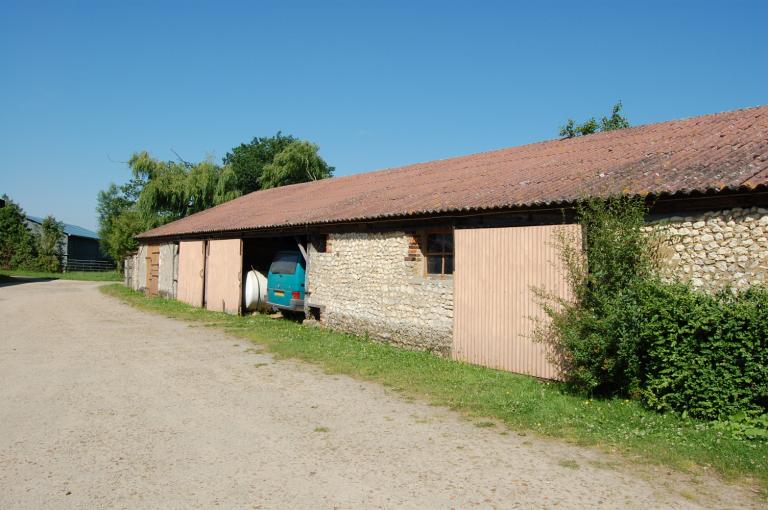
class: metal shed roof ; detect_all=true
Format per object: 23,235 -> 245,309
27,216 -> 100,240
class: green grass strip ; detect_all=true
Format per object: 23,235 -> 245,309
100,283 -> 767,491
0,269 -> 122,282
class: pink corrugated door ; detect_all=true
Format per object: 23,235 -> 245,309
177,241 -> 206,307
452,225 -> 580,380
204,239 -> 243,314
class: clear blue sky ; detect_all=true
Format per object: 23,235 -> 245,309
1,1 -> 766,231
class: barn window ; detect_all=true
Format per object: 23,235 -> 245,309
425,232 -> 453,277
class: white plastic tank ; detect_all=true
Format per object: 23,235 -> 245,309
244,269 -> 268,311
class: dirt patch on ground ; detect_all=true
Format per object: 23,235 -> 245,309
0,280 -> 762,509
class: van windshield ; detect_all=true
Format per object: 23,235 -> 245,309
270,252 -> 299,275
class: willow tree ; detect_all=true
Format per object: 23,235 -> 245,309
129,151 -> 240,223
97,152 -> 241,268
260,140 -> 334,189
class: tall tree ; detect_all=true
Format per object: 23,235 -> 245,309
129,151 -> 240,223
560,101 -> 630,138
97,183 -> 145,269
36,216 -> 65,272
0,195 -> 37,269
223,132 -> 297,194
260,140 -> 335,189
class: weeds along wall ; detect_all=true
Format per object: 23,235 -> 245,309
306,231 -> 454,355
652,206 -> 768,292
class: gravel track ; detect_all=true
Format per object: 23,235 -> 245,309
0,279 -> 760,509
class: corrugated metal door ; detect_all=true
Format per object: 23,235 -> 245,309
177,241 -> 206,307
453,225 -> 580,380
145,245 -> 160,296
205,239 -> 243,314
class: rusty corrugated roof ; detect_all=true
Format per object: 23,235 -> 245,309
137,105 -> 768,240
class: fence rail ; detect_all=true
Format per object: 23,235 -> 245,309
64,259 -> 116,272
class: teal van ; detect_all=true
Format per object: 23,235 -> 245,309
266,250 -> 306,312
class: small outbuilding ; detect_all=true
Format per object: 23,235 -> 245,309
130,106 -> 768,378
26,216 -> 113,271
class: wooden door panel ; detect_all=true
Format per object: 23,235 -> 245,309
177,241 -> 206,307
452,225 -> 579,380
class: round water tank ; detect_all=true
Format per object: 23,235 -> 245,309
244,269 -> 268,311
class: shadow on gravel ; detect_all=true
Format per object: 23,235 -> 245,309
0,276 -> 56,288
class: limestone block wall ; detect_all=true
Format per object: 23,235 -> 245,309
158,242 -> 179,298
307,231 -> 453,354
654,206 -> 768,292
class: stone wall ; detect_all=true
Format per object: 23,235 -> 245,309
158,242 -> 178,298
307,231 -> 453,354
654,206 -> 768,292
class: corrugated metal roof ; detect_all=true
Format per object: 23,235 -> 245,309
137,105 -> 768,240
27,216 -> 100,240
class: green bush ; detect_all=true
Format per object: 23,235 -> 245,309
0,195 -> 37,269
535,196 -> 659,396
635,283 -> 768,420
537,196 -> 768,424
0,197 -> 66,272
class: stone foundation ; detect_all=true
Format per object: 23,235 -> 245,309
307,231 -> 453,354
654,206 -> 768,292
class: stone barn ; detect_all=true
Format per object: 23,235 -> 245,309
128,106 -> 768,378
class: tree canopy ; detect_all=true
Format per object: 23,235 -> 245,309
129,151 -> 240,223
0,196 -> 37,269
36,216 -> 65,272
559,101 -> 630,138
97,182 -> 146,269
97,133 -> 334,268
223,132 -> 297,195
260,140 -> 335,189
0,195 -> 64,271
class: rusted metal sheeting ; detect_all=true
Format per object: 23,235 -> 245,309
205,239 -> 242,314
145,245 -> 160,296
177,241 -> 206,307
453,225 -> 580,380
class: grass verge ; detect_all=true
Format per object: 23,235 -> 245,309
0,269 -> 122,282
101,283 -> 767,491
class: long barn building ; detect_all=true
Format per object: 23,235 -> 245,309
129,106 -> 768,379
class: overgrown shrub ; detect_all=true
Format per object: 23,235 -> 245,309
536,195 -> 768,423
0,196 -> 37,269
635,283 -> 768,420
34,216 -> 65,272
0,196 -> 65,272
535,196 -> 660,395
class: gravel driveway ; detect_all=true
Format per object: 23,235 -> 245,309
0,279 -> 760,509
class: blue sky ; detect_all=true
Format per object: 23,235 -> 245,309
1,1 -> 766,231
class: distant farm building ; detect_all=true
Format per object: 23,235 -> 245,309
26,216 -> 113,271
